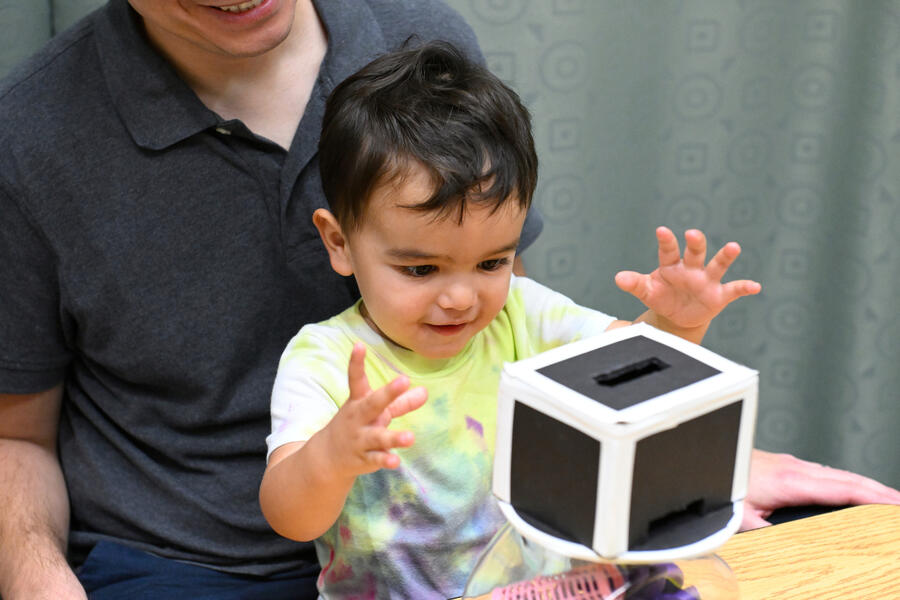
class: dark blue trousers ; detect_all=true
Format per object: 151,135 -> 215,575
77,542 -> 319,600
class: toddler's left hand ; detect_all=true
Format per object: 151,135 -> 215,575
615,226 -> 761,329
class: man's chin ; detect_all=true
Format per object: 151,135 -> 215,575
215,33 -> 291,58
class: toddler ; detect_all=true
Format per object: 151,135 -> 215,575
259,41 -> 759,599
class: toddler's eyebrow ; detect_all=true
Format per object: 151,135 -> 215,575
486,240 -> 521,256
386,239 -> 520,261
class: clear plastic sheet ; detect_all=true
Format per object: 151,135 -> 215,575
463,523 -> 738,600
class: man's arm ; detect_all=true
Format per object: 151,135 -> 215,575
0,385 -> 86,600
742,449 -> 900,530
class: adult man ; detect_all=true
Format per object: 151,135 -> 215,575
0,1 -> 531,598
1,1 -> 898,599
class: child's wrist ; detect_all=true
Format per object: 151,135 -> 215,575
645,312 -> 709,343
310,425 -> 359,484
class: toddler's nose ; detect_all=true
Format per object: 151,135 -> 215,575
438,282 -> 476,311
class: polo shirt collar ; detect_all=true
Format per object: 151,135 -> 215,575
93,0 -> 217,150
93,0 -> 387,152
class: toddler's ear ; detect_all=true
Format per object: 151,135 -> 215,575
312,208 -> 354,276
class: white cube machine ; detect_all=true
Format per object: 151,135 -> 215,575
492,323 -> 758,562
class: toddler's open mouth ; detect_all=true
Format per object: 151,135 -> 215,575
427,323 -> 467,336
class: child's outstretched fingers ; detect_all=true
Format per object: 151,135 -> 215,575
337,375 -> 418,473
386,385 -> 427,420
615,226 -> 763,335
708,242 -> 762,298
706,241 -> 742,282
655,226 -> 682,267
347,342 -> 372,402
721,279 -> 762,302
359,382 -> 424,471
614,270 -> 648,300
347,343 -> 426,420
341,343 -> 428,472
361,375 -> 412,427
363,425 -> 416,470
682,228 -> 708,269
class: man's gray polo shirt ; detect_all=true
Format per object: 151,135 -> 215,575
0,0 -> 542,576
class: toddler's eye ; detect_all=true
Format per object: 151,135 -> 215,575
479,258 -> 510,271
403,265 -> 436,277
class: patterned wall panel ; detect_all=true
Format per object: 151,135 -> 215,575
452,0 -> 899,487
0,0 -> 51,75
1,0 -> 896,487
53,0 -> 105,33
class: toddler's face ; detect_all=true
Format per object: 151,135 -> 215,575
346,167 -> 526,359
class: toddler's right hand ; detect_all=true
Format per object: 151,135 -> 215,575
322,343 -> 427,478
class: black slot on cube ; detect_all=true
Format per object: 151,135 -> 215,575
536,337 -> 721,410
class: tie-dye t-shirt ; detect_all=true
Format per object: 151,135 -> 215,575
267,276 -> 615,599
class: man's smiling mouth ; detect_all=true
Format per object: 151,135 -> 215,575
215,0 -> 265,13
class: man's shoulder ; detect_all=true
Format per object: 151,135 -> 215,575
0,12 -> 107,153
362,0 -> 466,18
0,14 -> 98,108
362,0 -> 483,60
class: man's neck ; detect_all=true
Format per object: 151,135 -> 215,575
147,1 -> 327,149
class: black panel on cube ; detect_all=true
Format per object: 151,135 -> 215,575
628,400 -> 743,549
509,401 -> 599,548
537,337 -> 721,411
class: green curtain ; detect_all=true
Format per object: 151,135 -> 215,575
0,1 -> 50,75
0,0 -> 105,73
2,0 -> 897,488
454,0 -> 900,488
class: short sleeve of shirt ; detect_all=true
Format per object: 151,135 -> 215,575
266,324 -> 353,461
0,184 -> 70,392
505,276 -> 616,356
